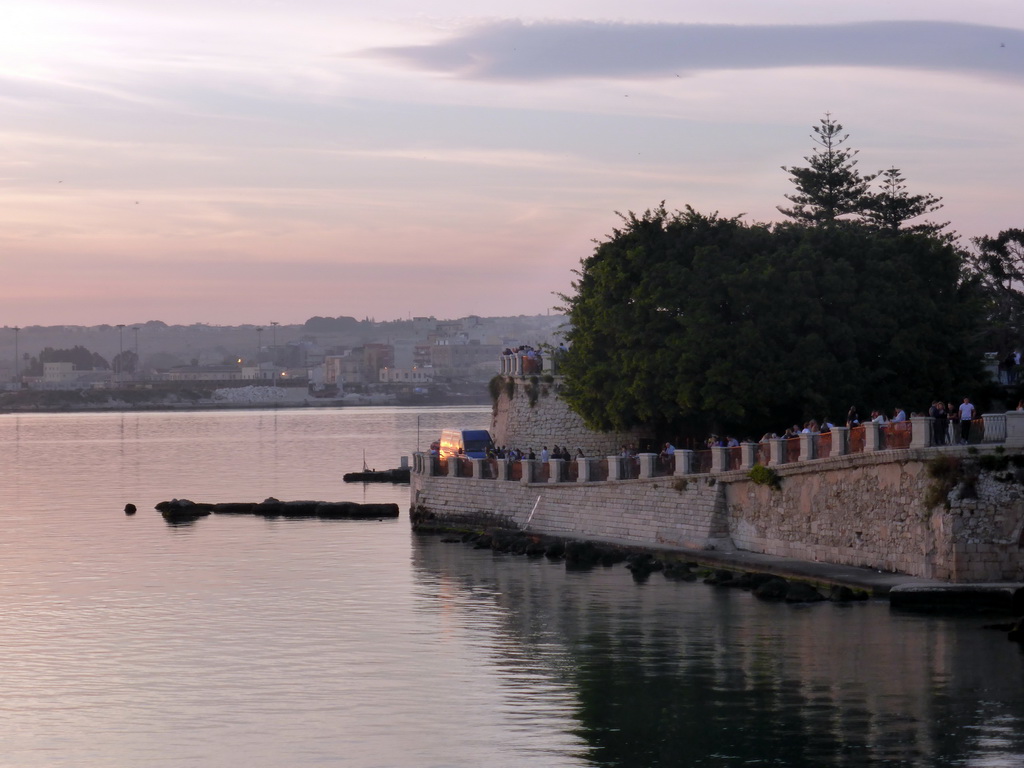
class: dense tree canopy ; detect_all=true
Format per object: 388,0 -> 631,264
964,229 -> 1024,356
22,346 -> 110,377
558,206 -> 983,439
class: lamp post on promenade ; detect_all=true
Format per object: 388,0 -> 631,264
13,326 -> 19,387
132,327 -> 139,382
116,324 -> 125,387
270,321 -> 278,385
256,327 -> 264,381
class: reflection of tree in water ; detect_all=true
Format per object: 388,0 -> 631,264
411,539 -> 1024,768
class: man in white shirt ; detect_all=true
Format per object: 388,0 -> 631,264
958,398 -> 976,444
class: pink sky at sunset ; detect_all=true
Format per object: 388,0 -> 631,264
1,0 -> 1022,326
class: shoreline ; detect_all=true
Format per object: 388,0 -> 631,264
0,396 -> 491,416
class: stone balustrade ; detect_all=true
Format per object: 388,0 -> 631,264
414,412 -> 1017,484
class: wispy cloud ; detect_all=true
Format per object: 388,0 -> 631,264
368,20 -> 1024,83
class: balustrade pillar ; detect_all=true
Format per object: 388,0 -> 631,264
710,446 -> 729,474
496,458 -> 511,481
674,450 -> 694,476
911,417 -> 933,449
1006,411 -> 1024,448
447,458 -> 459,477
520,459 -> 535,484
577,457 -> 597,482
607,456 -> 624,481
863,421 -> 882,451
548,458 -> 564,483
740,443 -> 757,470
798,432 -> 816,462
830,427 -> 849,456
769,439 -> 787,466
471,458 -> 485,479
638,453 -> 657,479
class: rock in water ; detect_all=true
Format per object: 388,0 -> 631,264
124,503 -> 137,515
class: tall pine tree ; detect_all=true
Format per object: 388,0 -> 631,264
778,114 -> 876,226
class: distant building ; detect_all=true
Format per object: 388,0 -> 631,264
379,366 -> 434,384
166,364 -> 244,382
430,341 -> 503,380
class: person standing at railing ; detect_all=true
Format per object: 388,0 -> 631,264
947,401 -> 959,444
930,401 -> 948,445
958,397 -> 976,444
892,407 -> 907,422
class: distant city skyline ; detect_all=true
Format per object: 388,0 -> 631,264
2,1 -> 1022,327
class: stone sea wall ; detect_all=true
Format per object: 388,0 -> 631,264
412,450 -> 1024,582
489,375 -> 650,457
422,378 -> 1024,582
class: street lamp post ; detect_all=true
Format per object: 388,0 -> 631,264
132,327 -> 139,381
116,324 -> 125,387
270,321 -> 279,385
256,327 -> 264,381
13,326 -> 19,387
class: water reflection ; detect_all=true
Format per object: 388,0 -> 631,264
3,407 -> 1024,768
411,534 -> 1024,768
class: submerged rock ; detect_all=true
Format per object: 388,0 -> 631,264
154,498 -> 400,522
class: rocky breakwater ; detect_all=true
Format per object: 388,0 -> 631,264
156,497 -> 400,523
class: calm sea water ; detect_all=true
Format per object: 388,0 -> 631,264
2,406 -> 1024,768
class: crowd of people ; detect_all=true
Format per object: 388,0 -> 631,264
486,444 -> 583,462
502,345 -> 543,374
738,397 -> 981,447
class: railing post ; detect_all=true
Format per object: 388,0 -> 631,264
1006,411 -> 1024,448
581,456 -> 598,481
548,458 -> 564,483
710,446 -> 729,474
448,458 -> 459,477
520,459 -> 535,484
496,458 -> 510,481
638,453 -> 657,479
769,438 -> 787,466
674,450 -> 693,476
471,458 -> 484,479
740,443 -> 757,470
798,432 -> 816,462
911,416 -> 934,449
607,456 -> 623,481
830,427 -> 849,456
864,421 -> 882,451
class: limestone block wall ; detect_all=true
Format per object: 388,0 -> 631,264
943,473 -> 1024,581
411,472 -> 730,551
725,452 -> 941,576
411,448 -> 1024,583
490,375 -> 650,457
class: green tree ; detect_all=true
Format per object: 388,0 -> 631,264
778,114 -> 876,226
864,167 -> 948,237
558,208 -> 982,439
964,229 -> 1024,355
22,346 -> 110,377
112,349 -> 138,376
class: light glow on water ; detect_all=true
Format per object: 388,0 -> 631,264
2,407 -> 1024,767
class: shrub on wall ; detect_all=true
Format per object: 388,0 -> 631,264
748,464 -> 781,490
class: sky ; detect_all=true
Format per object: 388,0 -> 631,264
1,1 -> 1022,327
